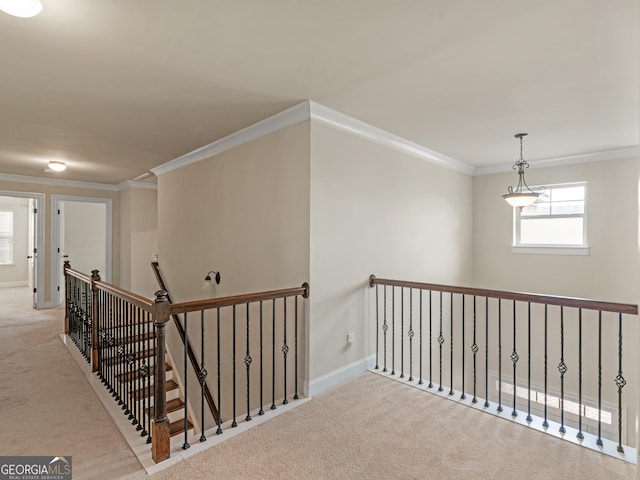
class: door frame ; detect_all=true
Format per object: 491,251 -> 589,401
52,195 -> 113,306
0,190 -> 45,309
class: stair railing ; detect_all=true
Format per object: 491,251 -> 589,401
369,274 -> 638,459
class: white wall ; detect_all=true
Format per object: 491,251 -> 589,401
309,121 -> 474,381
63,201 -> 106,278
0,196 -> 29,287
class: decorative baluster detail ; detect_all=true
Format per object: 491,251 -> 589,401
400,287 -> 404,379
418,289 -> 423,385
216,308 -> 223,435
199,310 -> 207,442
511,301 -> 519,418
383,286 -> 388,373
616,312 -> 626,453
577,308 -> 584,440
460,294 -> 466,400
438,291 -> 444,392
408,289 -> 414,382
596,310 -> 602,445
375,285 -> 379,370
245,303 -> 253,421
282,297 -> 289,405
484,297 -> 489,408
232,305 -> 237,427
259,301 -> 265,415
558,306 -> 567,433
526,302 -> 532,423
471,296 -> 478,403
449,293 -> 454,396
183,313 -> 190,450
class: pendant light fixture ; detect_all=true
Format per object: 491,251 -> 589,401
502,133 -> 542,208
0,0 -> 43,18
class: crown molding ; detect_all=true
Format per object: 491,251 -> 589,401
0,173 -> 118,191
308,101 -> 476,175
151,101 -> 311,177
117,180 -> 158,191
475,146 -> 640,176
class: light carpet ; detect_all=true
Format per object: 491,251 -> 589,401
0,287 -> 634,479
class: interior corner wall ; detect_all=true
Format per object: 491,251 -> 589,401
309,120 -> 474,381
119,186 -> 158,297
0,180 -> 120,306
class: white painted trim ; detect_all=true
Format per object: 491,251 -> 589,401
306,354 -> 376,397
151,102 -> 311,177
476,146 -> 640,175
309,101 -> 476,175
0,173 -> 118,191
511,245 -> 590,256
117,180 -> 158,191
0,280 -> 29,287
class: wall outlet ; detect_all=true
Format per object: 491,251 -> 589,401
347,332 -> 355,346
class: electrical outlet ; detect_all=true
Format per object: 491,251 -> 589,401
347,332 -> 355,346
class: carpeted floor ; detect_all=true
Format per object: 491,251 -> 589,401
0,286 -> 635,479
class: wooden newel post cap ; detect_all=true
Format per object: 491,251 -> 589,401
302,282 -> 310,298
154,290 -> 169,302
91,270 -> 101,282
369,274 -> 376,288
63,260 -> 71,270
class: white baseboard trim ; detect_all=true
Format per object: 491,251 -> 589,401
0,281 -> 29,288
306,354 -> 376,397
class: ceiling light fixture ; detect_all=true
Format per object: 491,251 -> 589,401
48,161 -> 67,172
0,0 -> 43,18
502,133 -> 543,208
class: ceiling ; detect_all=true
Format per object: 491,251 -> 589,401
0,0 -> 637,185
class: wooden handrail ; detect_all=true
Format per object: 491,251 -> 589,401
369,275 -> 638,315
94,280 -> 155,311
151,261 -> 220,424
65,267 -> 92,284
170,283 -> 310,315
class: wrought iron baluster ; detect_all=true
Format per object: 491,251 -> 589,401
438,291 -> 443,392
408,289 -> 414,382
294,296 -> 299,400
577,308 -> 584,440
200,310 -> 207,442
259,301 -> 265,415
558,306 -> 566,433
543,304 -> 549,428
497,299 -> 502,413
596,310 -> 602,445
282,297 -> 289,405
183,313 -> 190,449
471,296 -> 478,403
616,312 -> 626,453
400,287 -> 404,379
375,285 -> 379,370
428,290 -> 433,389
484,298 -> 489,408
391,287 -> 395,376
511,301 -> 518,417
418,289 -> 423,385
216,308 -> 223,434
450,293 -> 454,396
526,302 -> 532,423
383,286 -> 388,373
460,294 -> 465,400
245,303 -> 253,421
271,299 -> 276,411
232,305 -> 237,427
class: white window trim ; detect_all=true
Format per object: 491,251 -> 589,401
0,210 -> 14,265
513,181 -> 588,255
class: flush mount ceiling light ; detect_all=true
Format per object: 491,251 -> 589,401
0,0 -> 43,18
502,133 -> 544,208
47,161 -> 67,172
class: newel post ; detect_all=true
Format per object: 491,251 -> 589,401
152,290 -> 171,463
63,260 -> 71,335
90,270 -> 101,373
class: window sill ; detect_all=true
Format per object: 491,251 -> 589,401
511,245 -> 590,256
0,263 -> 15,266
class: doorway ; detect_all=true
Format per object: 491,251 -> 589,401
52,196 -> 112,306
0,191 -> 44,309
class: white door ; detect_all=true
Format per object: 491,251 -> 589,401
27,198 -> 37,309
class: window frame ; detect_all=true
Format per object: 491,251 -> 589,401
0,210 -> 14,265
512,182 -> 589,256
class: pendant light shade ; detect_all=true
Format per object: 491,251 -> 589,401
0,0 -> 43,18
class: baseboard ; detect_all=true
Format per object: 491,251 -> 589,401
306,354 -> 376,397
0,281 -> 29,288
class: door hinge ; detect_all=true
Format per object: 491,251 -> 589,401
33,208 -> 38,214
57,209 -> 60,214
33,288 -> 36,293
57,286 -> 60,291
33,247 -> 37,254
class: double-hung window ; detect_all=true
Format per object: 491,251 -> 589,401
0,211 -> 14,265
513,182 -> 588,255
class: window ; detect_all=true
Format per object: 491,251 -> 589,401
513,183 -> 587,254
0,211 -> 13,265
